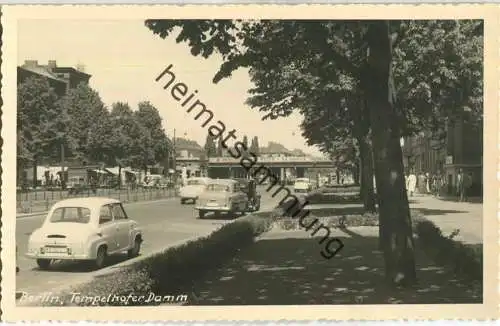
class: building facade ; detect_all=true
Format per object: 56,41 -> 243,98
18,60 -> 91,96
402,110 -> 483,196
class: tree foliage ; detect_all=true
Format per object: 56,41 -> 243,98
204,132 -> 217,157
57,83 -> 108,163
18,78 -> 173,172
249,136 -> 260,155
17,76 -> 67,164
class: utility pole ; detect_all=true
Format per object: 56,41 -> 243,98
60,142 -> 65,188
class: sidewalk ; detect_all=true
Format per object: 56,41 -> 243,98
190,225 -> 482,305
304,195 -> 482,244
408,195 -> 482,244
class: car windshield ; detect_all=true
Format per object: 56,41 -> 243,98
295,178 -> 309,183
49,207 -> 91,223
207,184 -> 230,192
187,179 -> 204,186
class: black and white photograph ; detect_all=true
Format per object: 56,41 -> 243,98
1,4 -> 497,322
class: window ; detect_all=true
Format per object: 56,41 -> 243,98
50,207 -> 91,224
112,204 -> 127,220
99,205 -> 113,224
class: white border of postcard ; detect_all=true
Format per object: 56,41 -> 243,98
2,4 -> 499,321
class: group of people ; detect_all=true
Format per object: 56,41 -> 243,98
404,169 -> 473,202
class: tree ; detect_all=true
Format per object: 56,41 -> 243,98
216,136 -> 224,157
145,19 -> 482,285
203,132 -> 217,157
107,102 -> 143,185
58,83 -> 108,164
17,76 -> 65,187
250,136 -> 260,155
134,101 -> 170,173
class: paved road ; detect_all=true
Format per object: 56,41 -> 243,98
408,195 -> 483,244
16,185 -> 282,297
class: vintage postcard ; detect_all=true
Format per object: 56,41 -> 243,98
1,4 -> 498,322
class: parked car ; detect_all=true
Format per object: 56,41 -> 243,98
293,178 -> 312,193
179,177 -> 211,204
195,179 -> 249,219
26,197 -> 143,270
232,178 -> 261,212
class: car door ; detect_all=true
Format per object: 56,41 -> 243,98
98,204 -> 119,252
111,203 -> 131,250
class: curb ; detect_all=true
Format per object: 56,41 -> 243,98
16,196 -> 178,219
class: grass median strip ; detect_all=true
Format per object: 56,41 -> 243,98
25,213 -> 273,306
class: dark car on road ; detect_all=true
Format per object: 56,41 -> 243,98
232,178 -> 261,212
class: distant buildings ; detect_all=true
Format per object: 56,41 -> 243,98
18,60 -> 92,96
402,110 -> 483,196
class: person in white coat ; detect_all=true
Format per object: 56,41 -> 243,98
408,170 -> 417,197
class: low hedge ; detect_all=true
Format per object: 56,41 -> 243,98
316,185 -> 361,194
414,220 -> 482,281
306,192 -> 361,205
271,205 -> 482,281
275,213 -> 380,231
40,214 -> 272,307
275,193 -> 361,217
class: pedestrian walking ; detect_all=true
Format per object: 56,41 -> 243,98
432,172 -> 441,197
417,172 -> 426,195
425,172 -> 431,194
457,168 -> 465,202
408,170 -> 417,197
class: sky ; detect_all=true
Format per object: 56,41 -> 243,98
17,19 -> 323,157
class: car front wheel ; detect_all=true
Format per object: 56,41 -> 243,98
36,259 -> 51,270
94,246 -> 107,269
198,210 -> 205,219
128,237 -> 141,258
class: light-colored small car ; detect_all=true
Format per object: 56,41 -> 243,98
294,178 -> 312,193
26,197 -> 143,270
179,177 -> 211,204
195,179 -> 248,219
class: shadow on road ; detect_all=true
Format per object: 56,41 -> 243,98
190,233 -> 482,305
414,208 -> 467,216
31,253 -> 139,273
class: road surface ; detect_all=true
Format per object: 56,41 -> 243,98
16,185 -> 282,297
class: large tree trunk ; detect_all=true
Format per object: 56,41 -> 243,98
32,157 -> 38,189
358,135 -> 377,213
352,160 -> 360,186
363,21 -> 416,285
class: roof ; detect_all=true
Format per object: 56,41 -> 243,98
19,66 -> 67,83
51,197 -> 121,209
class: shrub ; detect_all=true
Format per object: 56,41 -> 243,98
306,192 -> 361,205
414,220 -> 482,281
317,185 -> 361,194
45,214 -> 272,307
